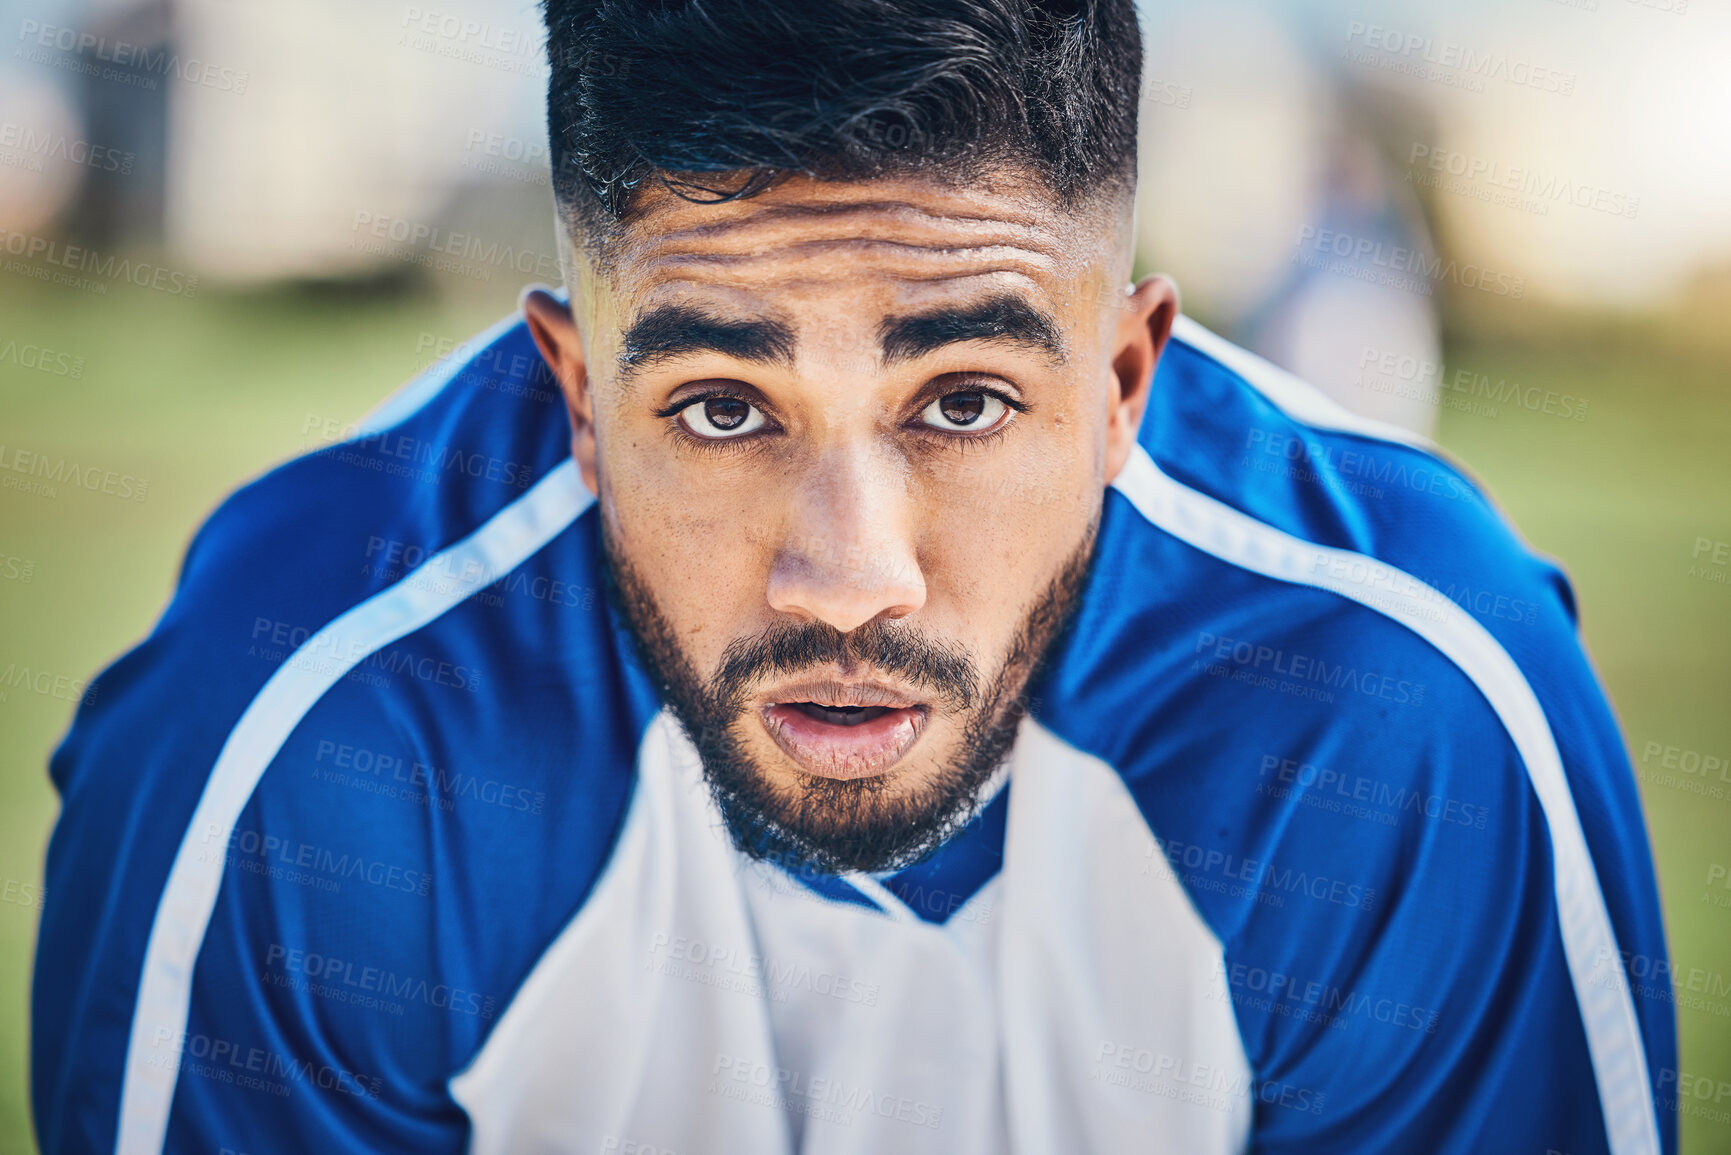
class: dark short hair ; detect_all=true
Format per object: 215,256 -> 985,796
542,0 -> 1143,255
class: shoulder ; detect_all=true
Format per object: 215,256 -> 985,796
1032,319 -> 1672,1152
34,313 -> 658,1153
47,315 -> 595,859
1149,316 -> 1574,622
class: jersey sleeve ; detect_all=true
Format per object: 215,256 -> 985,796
1117,329 -> 1676,1154
1178,607 -> 1674,1155
32,322 -> 646,1153
152,695 -> 477,1155
30,536 -> 477,1154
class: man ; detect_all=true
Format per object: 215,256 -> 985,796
33,1 -> 1673,1152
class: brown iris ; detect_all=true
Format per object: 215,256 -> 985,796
938,391 -> 986,426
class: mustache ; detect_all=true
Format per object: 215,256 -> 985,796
710,616 -> 980,713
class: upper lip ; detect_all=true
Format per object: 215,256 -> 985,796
760,678 -> 925,711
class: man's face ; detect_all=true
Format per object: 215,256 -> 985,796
527,172 -> 1176,873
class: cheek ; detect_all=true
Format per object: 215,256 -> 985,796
601,446 -> 773,661
913,428 -> 1099,606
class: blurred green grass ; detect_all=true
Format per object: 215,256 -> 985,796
0,277 -> 1728,1152
1435,328 -> 1731,1153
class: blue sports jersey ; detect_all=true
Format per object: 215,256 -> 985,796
32,312 -> 1675,1154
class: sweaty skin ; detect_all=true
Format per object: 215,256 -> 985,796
523,170 -> 1177,810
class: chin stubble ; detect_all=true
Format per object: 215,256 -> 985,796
599,512 -> 1098,874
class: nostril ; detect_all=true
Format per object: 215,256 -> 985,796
764,540 -> 927,633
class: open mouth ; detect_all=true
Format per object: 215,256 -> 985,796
786,703 -> 895,726
759,683 -> 929,780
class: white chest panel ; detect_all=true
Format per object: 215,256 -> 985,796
450,712 -> 1252,1155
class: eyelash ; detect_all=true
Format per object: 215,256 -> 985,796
652,384 -> 1029,455
651,388 -> 775,457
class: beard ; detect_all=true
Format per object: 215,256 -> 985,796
599,515 -> 1097,875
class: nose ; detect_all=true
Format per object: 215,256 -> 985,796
765,445 -> 927,634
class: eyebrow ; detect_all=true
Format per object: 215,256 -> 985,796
878,293 -> 1066,366
617,303 -> 796,374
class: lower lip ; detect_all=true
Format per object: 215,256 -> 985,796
760,703 -> 927,780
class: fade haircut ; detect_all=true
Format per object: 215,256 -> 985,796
541,0 -> 1143,258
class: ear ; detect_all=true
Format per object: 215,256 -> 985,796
520,285 -> 599,496
1104,274 -> 1180,485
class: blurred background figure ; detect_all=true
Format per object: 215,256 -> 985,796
1136,4 -> 1438,434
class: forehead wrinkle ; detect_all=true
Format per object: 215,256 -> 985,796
657,237 -> 1060,270
640,270 -> 1052,297
639,197 -> 1064,246
643,248 -> 1063,297
614,232 -> 1065,302
623,212 -> 1078,280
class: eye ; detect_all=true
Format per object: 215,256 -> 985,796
676,396 -> 768,439
919,390 -> 1010,433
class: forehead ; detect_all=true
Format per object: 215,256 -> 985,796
581,173 -> 1122,343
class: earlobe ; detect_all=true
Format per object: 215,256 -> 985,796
1103,274 -> 1180,484
520,286 -> 600,496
